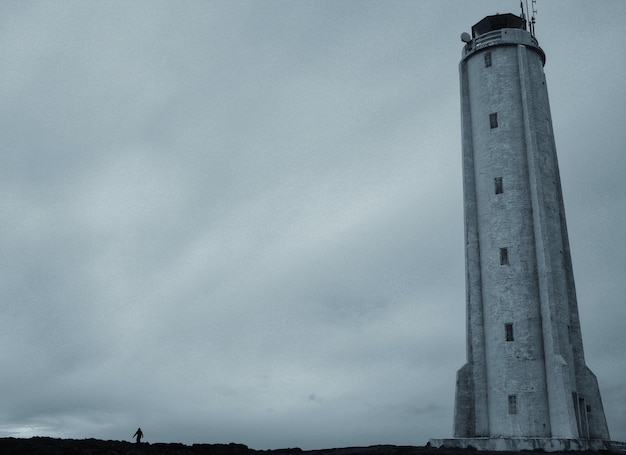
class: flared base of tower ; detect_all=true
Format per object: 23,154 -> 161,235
453,362 -> 611,441
429,438 -> 625,452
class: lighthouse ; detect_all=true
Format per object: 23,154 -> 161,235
431,12 -> 612,451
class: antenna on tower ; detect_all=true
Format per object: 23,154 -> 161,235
522,0 -> 537,35
530,0 -> 537,35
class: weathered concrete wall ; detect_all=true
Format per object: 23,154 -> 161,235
455,55 -> 489,438
454,22 -> 610,441
430,437 -> 614,452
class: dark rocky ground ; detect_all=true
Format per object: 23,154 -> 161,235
0,438 -> 608,455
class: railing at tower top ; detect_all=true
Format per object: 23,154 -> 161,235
474,29 -> 540,50
463,28 -> 543,62
474,30 -> 504,50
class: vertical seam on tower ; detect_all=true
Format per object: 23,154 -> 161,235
518,43 -> 577,439
460,57 -> 489,437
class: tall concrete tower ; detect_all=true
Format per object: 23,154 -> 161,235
443,13 -> 610,450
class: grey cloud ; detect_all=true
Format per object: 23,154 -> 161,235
0,0 -> 625,449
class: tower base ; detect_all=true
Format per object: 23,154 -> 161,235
428,437 -> 625,452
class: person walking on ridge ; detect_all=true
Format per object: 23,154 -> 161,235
133,427 -> 143,444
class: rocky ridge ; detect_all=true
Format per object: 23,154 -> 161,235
0,437 -> 607,455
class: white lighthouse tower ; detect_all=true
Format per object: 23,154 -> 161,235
431,12 -> 612,452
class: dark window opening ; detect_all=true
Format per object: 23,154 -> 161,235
500,247 -> 509,265
495,177 -> 503,194
587,405 -> 591,413
484,52 -> 492,67
505,323 -> 514,341
568,325 -> 572,344
508,395 -> 517,414
490,113 -> 498,129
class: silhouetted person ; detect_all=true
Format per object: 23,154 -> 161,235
133,427 -> 143,444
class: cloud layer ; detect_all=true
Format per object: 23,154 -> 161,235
0,1 -> 625,449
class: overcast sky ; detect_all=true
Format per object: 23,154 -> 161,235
1,0 -> 625,450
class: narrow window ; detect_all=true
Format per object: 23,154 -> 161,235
500,247 -> 509,265
586,405 -> 591,413
490,113 -> 498,129
484,52 -> 492,67
508,395 -> 518,414
568,325 -> 572,344
505,323 -> 514,341
495,177 -> 503,194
